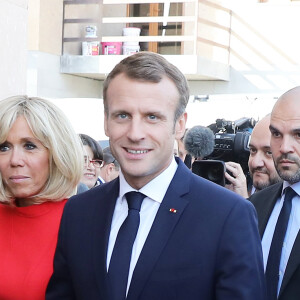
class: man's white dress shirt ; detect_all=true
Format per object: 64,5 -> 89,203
106,157 -> 178,293
262,181 -> 300,295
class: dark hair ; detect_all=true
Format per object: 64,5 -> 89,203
103,51 -> 189,122
103,146 -> 120,170
79,133 -> 103,161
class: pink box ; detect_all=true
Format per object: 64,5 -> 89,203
101,42 -> 122,55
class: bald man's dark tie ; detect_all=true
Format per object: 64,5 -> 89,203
265,186 -> 296,300
108,191 -> 145,300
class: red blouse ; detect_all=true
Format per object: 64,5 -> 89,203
0,199 -> 67,300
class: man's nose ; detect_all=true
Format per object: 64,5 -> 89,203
126,118 -> 146,141
280,135 -> 294,154
250,152 -> 264,168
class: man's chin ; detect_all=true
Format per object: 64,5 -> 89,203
278,168 -> 295,178
278,170 -> 300,184
253,180 -> 270,191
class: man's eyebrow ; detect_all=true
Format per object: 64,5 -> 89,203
111,110 -> 128,115
269,124 -> 300,133
269,125 -> 278,132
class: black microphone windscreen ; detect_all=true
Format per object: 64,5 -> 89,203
184,125 -> 215,158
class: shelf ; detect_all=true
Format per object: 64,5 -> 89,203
64,18 -> 99,24
64,0 -> 101,5
60,54 -> 230,81
63,37 -> 100,42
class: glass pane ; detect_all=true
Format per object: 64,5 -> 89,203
127,3 -> 182,54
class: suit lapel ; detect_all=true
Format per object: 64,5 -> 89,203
254,183 -> 282,237
254,183 -> 300,297
92,179 -> 120,299
127,160 -> 190,300
280,230 -> 300,296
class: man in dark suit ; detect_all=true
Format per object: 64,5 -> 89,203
46,52 -> 266,300
250,86 -> 300,300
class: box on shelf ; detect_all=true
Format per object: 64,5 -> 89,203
82,41 -> 100,55
101,42 -> 122,55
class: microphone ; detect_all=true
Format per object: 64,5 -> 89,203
184,125 -> 215,159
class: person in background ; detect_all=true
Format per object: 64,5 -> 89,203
250,86 -> 300,300
173,139 -> 179,157
98,146 -> 120,184
0,95 -> 83,300
47,51 -> 265,300
76,181 -> 89,194
79,133 -> 104,189
176,129 -> 189,166
225,114 -> 281,197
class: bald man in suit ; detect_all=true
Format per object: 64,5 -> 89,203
250,86 -> 300,300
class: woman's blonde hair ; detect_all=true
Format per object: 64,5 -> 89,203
0,95 -> 84,204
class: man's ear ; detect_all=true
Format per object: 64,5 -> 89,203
105,163 -> 115,178
175,112 -> 187,140
104,113 -> 109,137
107,164 -> 113,173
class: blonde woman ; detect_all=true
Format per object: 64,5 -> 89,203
0,96 -> 83,300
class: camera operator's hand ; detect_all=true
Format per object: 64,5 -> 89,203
225,161 -> 248,198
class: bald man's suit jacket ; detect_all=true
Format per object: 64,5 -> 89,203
249,182 -> 300,300
47,158 -> 266,300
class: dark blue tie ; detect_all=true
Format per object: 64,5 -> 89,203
265,186 -> 296,300
108,191 -> 145,300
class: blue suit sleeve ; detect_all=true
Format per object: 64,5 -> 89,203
46,206 -> 76,300
215,199 -> 267,300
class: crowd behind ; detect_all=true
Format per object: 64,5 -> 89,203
0,51 -> 299,300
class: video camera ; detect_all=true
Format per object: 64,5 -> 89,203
192,117 -> 256,186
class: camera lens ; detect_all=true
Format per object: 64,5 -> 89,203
207,164 -> 224,183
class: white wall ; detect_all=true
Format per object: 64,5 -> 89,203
48,97 -> 106,141
27,51 -> 102,98
225,1 -> 300,95
0,0 -> 28,100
